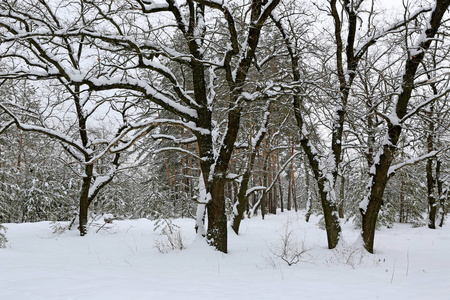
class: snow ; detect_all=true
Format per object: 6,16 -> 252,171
85,77 -> 198,120
153,147 -> 203,161
1,212 -> 449,300
245,185 -> 266,196
88,170 -> 115,199
196,172 -> 211,205
359,195 -> 370,212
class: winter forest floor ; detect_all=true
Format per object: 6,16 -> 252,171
1,211 -> 449,300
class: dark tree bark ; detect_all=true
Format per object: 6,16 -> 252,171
424,57 -> 443,229
287,143 -> 294,211
292,172 -> 298,212
304,158 -> 312,222
79,165 -> 93,236
338,175 -> 345,219
399,177 -> 405,223
426,105 -> 437,229
269,154 -> 277,214
278,177 -> 284,213
437,159 -> 447,227
207,175 -> 228,252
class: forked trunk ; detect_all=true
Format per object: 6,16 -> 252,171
361,142 -> 393,253
231,171 -> 250,234
361,202 -> 381,254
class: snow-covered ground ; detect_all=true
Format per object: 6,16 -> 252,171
1,212 -> 449,300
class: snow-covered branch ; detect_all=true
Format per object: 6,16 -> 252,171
0,102 -> 89,156
388,146 -> 450,177
401,87 -> 450,122
152,146 -> 203,161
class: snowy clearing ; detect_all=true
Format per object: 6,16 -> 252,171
1,212 -> 449,300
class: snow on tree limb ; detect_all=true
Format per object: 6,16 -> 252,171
388,146 -> 450,177
153,146 -> 203,161
401,87 -> 450,122
0,102 -> 89,156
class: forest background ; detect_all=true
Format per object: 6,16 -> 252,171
0,0 -> 449,256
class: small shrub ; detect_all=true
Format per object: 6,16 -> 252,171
324,241 -> 368,269
0,224 -> 7,248
50,221 -> 68,235
412,220 -> 426,228
154,218 -> 185,253
103,214 -> 114,223
266,219 -> 309,267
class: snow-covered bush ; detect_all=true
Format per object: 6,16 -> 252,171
0,224 -> 7,248
0,128 -> 79,224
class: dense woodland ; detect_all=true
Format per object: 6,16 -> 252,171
0,0 -> 449,254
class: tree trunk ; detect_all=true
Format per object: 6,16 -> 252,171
17,133 -> 23,169
231,169 -> 251,235
203,102 -> 240,253
79,165 -> 93,236
260,147 -> 269,219
278,178 -> 284,213
361,153 -> 392,253
426,157 -> 436,228
437,159 -> 446,227
206,176 -> 228,253
292,172 -> 298,212
399,177 -> 405,223
318,179 -> 340,248
426,73 -> 439,228
305,159 -> 312,222
277,147 -> 283,213
287,143 -> 294,211
287,167 -> 292,211
338,175 -> 345,219
438,189 -> 447,228
269,155 -> 277,214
